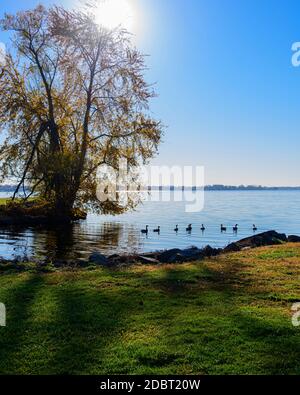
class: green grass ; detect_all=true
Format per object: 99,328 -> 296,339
0,197 -> 36,205
1,243 -> 300,374
0,197 -> 11,205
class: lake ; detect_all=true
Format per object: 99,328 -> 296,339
0,190 -> 300,261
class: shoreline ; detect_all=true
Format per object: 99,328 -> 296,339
0,230 -> 299,272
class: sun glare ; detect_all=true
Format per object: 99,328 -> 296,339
94,0 -> 135,31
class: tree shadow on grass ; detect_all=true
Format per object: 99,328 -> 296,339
45,276 -> 143,374
1,258 -> 299,374
44,264 -> 205,375
0,275 -> 44,374
229,311 -> 300,374
135,261 -> 300,374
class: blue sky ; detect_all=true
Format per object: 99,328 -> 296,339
1,0 -> 300,185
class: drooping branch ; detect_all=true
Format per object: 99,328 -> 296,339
12,122 -> 48,200
24,177 -> 45,201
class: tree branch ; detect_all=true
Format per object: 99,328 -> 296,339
12,122 -> 48,200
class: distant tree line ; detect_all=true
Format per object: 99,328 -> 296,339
147,185 -> 300,191
1,184 -> 300,193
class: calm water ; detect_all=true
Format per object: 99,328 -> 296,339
0,190 -> 300,261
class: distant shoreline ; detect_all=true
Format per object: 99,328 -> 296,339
148,185 -> 300,191
1,184 -> 300,193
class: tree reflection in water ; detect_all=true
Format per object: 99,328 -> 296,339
0,222 -> 141,261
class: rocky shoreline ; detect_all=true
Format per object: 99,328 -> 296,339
1,230 -> 297,273
88,230 -> 299,267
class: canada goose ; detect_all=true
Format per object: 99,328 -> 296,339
174,225 -> 179,232
186,224 -> 192,232
253,224 -> 257,231
221,224 -> 227,232
233,224 -> 238,232
141,225 -> 149,234
153,226 -> 160,233
201,224 -> 205,231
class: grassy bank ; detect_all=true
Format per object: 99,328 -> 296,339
0,197 -> 11,205
0,197 -> 35,205
0,243 -> 300,374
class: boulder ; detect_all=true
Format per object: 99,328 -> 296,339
107,254 -> 120,261
75,259 -> 91,268
158,249 -> 183,263
89,252 -> 110,266
201,245 -> 221,257
157,247 -> 205,263
139,252 -> 160,259
223,230 -> 287,253
165,252 -> 186,263
180,247 -> 204,260
288,235 -> 300,243
223,242 -> 242,253
137,256 -> 160,265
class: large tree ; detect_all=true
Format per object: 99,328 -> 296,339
0,4 -> 162,218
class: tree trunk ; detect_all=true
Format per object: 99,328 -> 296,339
54,197 -> 75,220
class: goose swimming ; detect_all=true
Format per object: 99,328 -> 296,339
186,224 -> 192,232
141,225 -> 149,234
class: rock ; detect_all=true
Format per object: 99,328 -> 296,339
223,230 -> 287,252
89,252 -> 110,266
181,247 -> 204,260
108,254 -> 120,260
165,253 -> 186,263
157,247 -> 204,263
288,235 -> 300,243
201,245 -> 221,257
158,249 -> 183,263
52,259 -> 69,267
137,256 -> 160,265
223,243 -> 241,253
139,252 -> 159,259
75,259 -> 91,268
